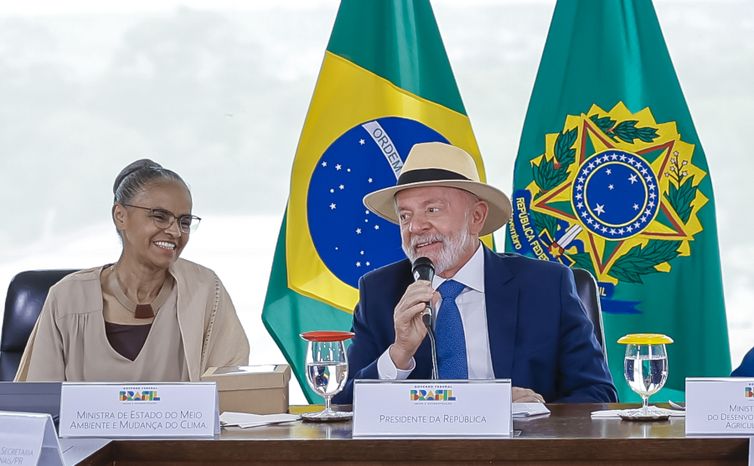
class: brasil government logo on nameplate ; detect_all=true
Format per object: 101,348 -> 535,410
352,379 -> 512,438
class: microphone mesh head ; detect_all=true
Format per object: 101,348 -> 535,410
412,257 -> 434,273
411,257 -> 435,281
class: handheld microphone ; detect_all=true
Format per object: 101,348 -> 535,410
411,257 -> 438,379
412,256 -> 435,282
411,257 -> 435,329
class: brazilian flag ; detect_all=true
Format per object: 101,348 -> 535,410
262,0 -> 490,402
506,0 -> 730,402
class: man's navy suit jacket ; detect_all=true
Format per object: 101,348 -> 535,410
732,347 -> 754,376
333,247 -> 617,404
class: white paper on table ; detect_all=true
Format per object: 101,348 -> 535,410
590,407 -> 685,418
220,412 -> 300,428
512,403 -> 550,418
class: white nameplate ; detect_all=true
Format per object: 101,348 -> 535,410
0,411 -> 63,466
59,382 -> 219,438
686,377 -> 754,436
352,379 -> 512,438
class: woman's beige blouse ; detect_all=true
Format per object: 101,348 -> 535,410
15,258 -> 250,382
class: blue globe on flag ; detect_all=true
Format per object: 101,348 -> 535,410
307,116 -> 449,287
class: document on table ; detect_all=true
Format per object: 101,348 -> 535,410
220,412 -> 300,428
220,405 -> 547,428
512,403 -> 550,418
590,407 -> 685,418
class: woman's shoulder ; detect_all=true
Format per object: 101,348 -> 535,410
49,265 -> 105,291
170,258 -> 219,281
170,259 -> 227,315
46,265 -> 107,317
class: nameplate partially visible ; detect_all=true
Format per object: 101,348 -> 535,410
0,411 -> 63,466
686,377 -> 754,436
59,382 -> 218,438
352,379 -> 512,438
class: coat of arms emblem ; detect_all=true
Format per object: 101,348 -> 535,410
509,103 -> 706,314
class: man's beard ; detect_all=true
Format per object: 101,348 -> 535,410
402,224 -> 475,275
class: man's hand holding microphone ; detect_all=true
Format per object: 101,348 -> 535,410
389,257 -> 438,370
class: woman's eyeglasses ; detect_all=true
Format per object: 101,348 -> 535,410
123,204 -> 201,233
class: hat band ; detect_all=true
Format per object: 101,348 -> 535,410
397,168 -> 470,186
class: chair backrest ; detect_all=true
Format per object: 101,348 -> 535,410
571,267 -> 608,363
0,270 -> 78,381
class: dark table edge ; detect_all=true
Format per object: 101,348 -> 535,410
74,437 -> 750,464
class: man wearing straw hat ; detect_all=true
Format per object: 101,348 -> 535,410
333,142 -> 616,405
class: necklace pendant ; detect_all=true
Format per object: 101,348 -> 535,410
134,304 -> 155,319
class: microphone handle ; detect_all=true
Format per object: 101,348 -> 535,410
422,303 -> 439,380
426,325 -> 438,380
421,304 -> 431,329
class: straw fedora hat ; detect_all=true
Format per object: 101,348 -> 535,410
363,142 -> 512,236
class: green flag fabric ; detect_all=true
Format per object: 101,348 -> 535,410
262,0 -> 488,402
506,0 -> 730,402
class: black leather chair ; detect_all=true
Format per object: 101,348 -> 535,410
571,267 -> 608,363
0,270 -> 77,380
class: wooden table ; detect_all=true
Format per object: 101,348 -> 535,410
78,403 -> 750,465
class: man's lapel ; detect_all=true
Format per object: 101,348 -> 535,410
483,248 -> 518,378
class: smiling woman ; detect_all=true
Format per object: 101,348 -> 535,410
14,160 -> 250,382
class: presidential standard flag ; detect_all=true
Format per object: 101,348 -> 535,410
262,0 -> 490,402
506,0 -> 730,402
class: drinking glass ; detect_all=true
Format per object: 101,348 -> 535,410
300,331 -> 354,421
618,333 -> 673,416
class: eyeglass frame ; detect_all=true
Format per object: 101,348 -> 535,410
121,203 -> 202,234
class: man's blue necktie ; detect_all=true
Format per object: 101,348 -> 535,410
435,279 -> 468,379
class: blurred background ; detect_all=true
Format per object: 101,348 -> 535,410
1,0 -> 752,403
